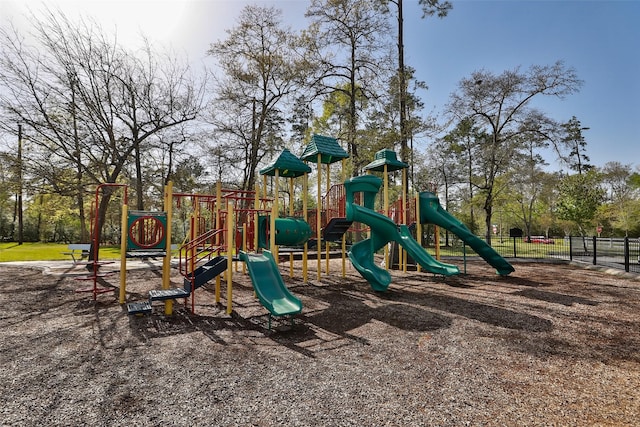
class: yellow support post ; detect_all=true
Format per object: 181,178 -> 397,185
226,201 -> 234,315
216,180 -> 222,203
270,204 -> 277,256
263,174 -> 268,211
325,163 -> 330,275
242,223 -> 247,275
163,181 -> 174,315
316,153 -> 322,282
289,177 -> 294,279
215,274 -> 221,303
433,184 -> 441,261
272,170 -> 279,261
302,171 -> 308,283
415,192 -> 422,273
214,187 -> 221,303
341,158 -> 347,278
254,185 -> 260,251
253,186 -> 259,298
402,168 -> 407,273
191,198 -> 200,275
383,164 -> 389,270
231,203 -> 238,275
435,225 -> 441,261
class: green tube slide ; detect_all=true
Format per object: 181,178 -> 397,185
348,236 -> 392,292
343,175 -> 459,291
347,204 -> 459,291
419,192 -> 515,276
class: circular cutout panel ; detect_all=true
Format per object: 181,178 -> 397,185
128,216 -> 166,249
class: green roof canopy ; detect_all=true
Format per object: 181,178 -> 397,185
259,148 -> 311,178
300,134 -> 349,165
363,149 -> 408,172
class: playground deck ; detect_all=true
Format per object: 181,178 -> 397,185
0,259 -> 638,425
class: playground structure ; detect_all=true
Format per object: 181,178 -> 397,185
78,134 -> 513,325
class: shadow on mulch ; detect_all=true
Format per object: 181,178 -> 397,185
513,288 -> 598,306
89,259 -> 640,363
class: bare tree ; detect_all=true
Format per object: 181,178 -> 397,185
208,5 -> 306,191
305,0 -> 393,175
0,9 -> 205,242
447,61 -> 582,243
510,131 -> 550,238
439,118 -> 484,234
383,0 -> 452,186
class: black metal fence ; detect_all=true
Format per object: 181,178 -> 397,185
438,235 -> 640,274
568,236 -> 640,274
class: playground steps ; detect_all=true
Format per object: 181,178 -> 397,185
126,288 -> 190,315
148,288 -> 191,301
183,256 -> 228,291
126,301 -> 152,315
126,250 -> 166,259
126,257 -> 228,316
322,217 -> 353,242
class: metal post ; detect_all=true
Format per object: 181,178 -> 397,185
624,236 -> 629,272
17,124 -> 23,245
568,235 -> 574,261
463,243 -> 467,275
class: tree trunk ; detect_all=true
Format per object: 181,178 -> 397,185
77,192 -> 88,242
484,191 -> 493,245
397,0 -> 409,189
134,133 -> 144,211
87,192 -> 112,263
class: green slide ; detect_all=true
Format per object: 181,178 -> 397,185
397,224 -> 459,276
348,204 -> 460,291
348,231 -> 392,292
239,250 -> 302,316
419,192 -> 515,276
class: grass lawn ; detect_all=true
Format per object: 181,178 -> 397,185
0,238 -> 569,263
434,238 -> 570,258
0,242 -> 120,262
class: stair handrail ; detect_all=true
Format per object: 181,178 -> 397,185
179,228 -> 226,278
322,183 -> 346,219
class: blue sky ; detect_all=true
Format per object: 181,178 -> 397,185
3,0 -> 639,170
402,0 -> 640,170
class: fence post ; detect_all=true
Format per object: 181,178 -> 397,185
569,235 -> 573,261
462,243 -> 467,274
592,236 -> 597,265
624,236 -> 630,272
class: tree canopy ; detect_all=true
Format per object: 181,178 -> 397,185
1,3 -> 637,243
443,62 -> 583,243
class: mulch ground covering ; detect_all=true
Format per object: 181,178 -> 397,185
0,259 -> 638,426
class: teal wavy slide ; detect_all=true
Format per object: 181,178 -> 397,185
348,204 -> 459,291
419,192 -> 515,276
239,250 -> 302,316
